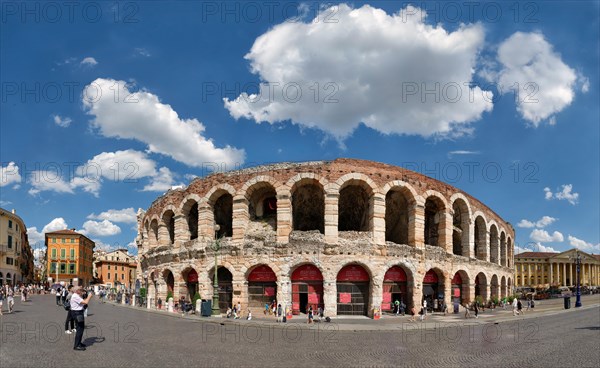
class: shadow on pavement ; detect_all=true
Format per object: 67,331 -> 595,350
575,326 -> 600,331
82,336 -> 106,347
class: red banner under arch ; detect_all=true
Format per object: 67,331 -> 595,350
423,270 -> 439,284
291,264 -> 323,281
248,265 -> 277,282
337,265 -> 370,282
384,266 -> 407,282
187,269 -> 198,282
452,272 -> 462,285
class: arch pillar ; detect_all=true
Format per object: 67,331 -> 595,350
276,274 -> 291,311
439,211 -> 453,253
199,201 -> 213,238
413,203 -> 425,249
276,195 -> 292,244
370,275 -> 384,316
443,272 -> 452,305
232,195 -> 248,243
174,214 -> 189,245
324,191 -> 339,245
323,278 -> 337,316
157,223 -> 169,246
372,193 -> 386,246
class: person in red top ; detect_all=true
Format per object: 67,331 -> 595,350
70,286 -> 93,351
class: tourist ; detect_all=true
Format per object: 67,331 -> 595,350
64,285 -> 76,335
264,302 -> 269,315
70,286 -> 93,351
517,299 -> 523,315
6,288 -> 14,313
158,297 -> 162,310
474,302 -> 479,319
276,304 -> 283,322
420,299 -> 427,321
317,306 -> 324,321
512,298 -> 518,316
394,299 -> 400,315
0,289 -> 4,315
442,301 -> 448,316
408,306 -> 417,322
307,306 -> 314,324
55,287 -> 62,306
226,307 -> 232,318
464,303 -> 471,318
526,298 -> 531,312
247,310 -> 252,320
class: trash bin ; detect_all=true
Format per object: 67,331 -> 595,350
563,297 -> 571,309
201,300 -> 212,316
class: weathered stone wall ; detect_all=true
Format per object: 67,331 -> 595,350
136,158 -> 515,316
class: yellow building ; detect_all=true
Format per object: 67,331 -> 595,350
0,207 -> 34,285
45,229 -> 95,286
514,249 -> 600,288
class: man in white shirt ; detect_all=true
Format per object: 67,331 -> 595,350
70,286 -> 93,351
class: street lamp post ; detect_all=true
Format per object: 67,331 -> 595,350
572,250 -> 582,308
211,225 -> 221,316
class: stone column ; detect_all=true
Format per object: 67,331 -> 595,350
276,275 -> 291,313
412,277 -> 424,312
562,263 -> 566,286
466,282 -> 475,305
439,211 -> 453,254
324,191 -> 339,245
370,275 -> 383,317
232,195 -> 248,243
199,200 -> 213,239
550,263 -> 553,285
569,263 -> 573,286
467,220 -> 475,258
443,273 -> 452,305
174,214 -> 189,245
412,202 -> 425,249
276,194 -> 292,244
372,193 -> 386,246
323,278 -> 337,317
483,231 -> 490,262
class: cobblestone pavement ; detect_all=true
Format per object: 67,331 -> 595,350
1,295 -> 599,367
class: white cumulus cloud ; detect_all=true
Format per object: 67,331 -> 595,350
28,217 -> 70,245
52,114 -> 72,127
87,208 -> 137,224
80,57 -> 98,66
80,219 -> 121,237
1,162 -> 22,187
517,216 -> 557,228
142,167 -> 180,192
496,32 -> 578,126
544,184 -> 579,205
530,229 -> 564,243
224,4 -> 493,139
83,78 -> 245,167
568,235 -> 600,253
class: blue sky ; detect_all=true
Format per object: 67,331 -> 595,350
1,1 -> 598,258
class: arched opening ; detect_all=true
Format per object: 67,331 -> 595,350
183,200 -> 199,240
474,216 -> 487,260
500,232 -> 507,267
338,182 -> 371,232
475,272 -> 488,301
491,274 -> 499,300
424,197 -> 444,247
247,183 -> 277,231
291,179 -> 324,233
452,271 -> 470,308
210,266 -> 233,313
422,269 -> 444,311
501,276 -> 507,298
336,264 -> 370,316
150,219 -> 159,244
452,199 -> 470,256
291,264 -> 324,314
490,225 -> 499,264
163,270 -> 175,298
382,266 -> 409,312
247,265 -> 277,311
182,268 -> 198,300
213,193 -> 233,238
385,188 -> 410,245
162,210 -> 175,244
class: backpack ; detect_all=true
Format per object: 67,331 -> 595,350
63,296 -> 71,311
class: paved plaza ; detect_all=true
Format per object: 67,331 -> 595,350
1,295 -> 599,367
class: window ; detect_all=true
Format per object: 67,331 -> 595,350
108,265 -> 111,270
121,274 -> 124,280
70,249 -> 75,260
60,263 -> 66,274
60,249 -> 65,259
16,224 -> 18,231
50,262 -> 57,273
52,237 -> 56,243
6,257 -> 13,265
69,264 -> 76,274
8,220 -> 12,228
122,266 -> 124,271
71,238 -> 75,243
51,249 -> 56,258
107,273 -> 111,280
62,238 -> 66,243
7,235 -> 12,248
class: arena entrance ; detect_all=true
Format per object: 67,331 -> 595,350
185,269 -> 198,299
291,264 -> 324,314
422,269 -> 444,311
336,264 -> 370,316
210,267 -> 233,313
247,265 -> 277,311
382,266 -> 408,312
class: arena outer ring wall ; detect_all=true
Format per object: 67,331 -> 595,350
137,158 -> 515,317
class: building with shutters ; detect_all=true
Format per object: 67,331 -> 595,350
137,159 -> 515,316
45,229 -> 95,286
94,249 -> 137,290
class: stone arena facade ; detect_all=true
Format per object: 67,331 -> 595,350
136,158 -> 515,316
